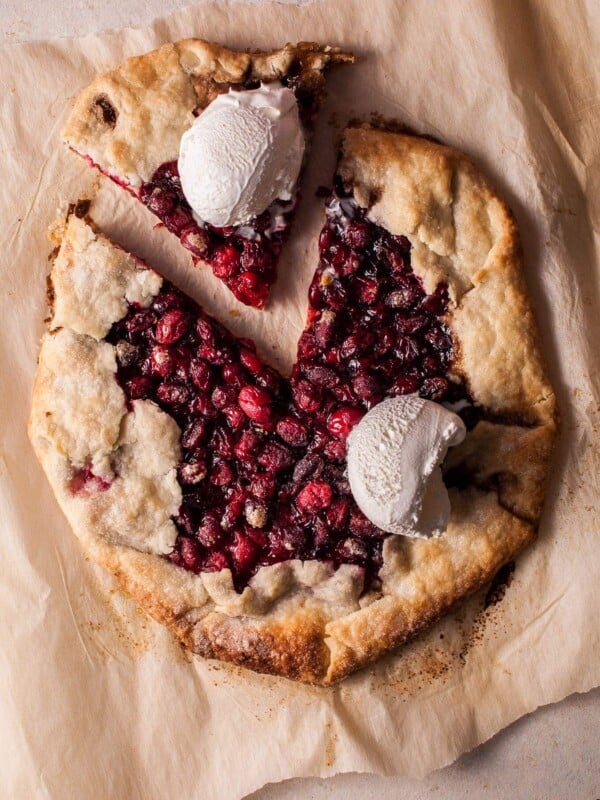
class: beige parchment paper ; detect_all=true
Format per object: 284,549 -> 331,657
1,1 -> 600,797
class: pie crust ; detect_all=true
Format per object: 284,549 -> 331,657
29,126 -> 557,684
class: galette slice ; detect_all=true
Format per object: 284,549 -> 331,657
62,39 -> 353,308
30,126 -> 556,685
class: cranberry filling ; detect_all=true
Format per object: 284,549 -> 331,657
139,161 -> 297,309
106,191 -> 471,592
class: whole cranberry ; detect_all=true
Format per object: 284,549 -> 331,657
212,244 -> 240,279
179,538 -> 203,572
296,481 -> 333,513
327,406 -> 364,439
155,309 -> 192,345
238,385 -> 273,425
276,417 -> 308,447
229,531 -> 259,573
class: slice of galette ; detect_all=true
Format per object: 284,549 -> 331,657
30,126 -> 556,685
62,39 -> 353,308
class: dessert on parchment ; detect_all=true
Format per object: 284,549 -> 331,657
62,39 -> 353,308
30,121 -> 557,684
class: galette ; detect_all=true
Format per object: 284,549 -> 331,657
30,123 -> 557,684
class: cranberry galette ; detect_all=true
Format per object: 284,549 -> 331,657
62,39 -> 353,309
30,126 -> 556,684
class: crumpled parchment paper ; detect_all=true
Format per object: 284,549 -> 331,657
1,1 -> 599,798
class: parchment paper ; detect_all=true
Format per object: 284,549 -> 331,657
1,1 -> 599,798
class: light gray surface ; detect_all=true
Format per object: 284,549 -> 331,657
4,2 -> 599,798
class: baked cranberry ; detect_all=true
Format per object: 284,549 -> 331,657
250,473 -> 277,500
230,531 -> 259,573
181,419 -> 207,449
196,512 -> 223,549
125,376 -> 154,399
268,525 -> 306,559
223,405 -> 246,431
296,481 -> 333,513
178,461 -> 207,484
313,310 -> 337,348
238,385 -> 273,425
190,359 -> 213,392
155,310 -> 191,345
210,462 -> 234,486
149,345 -> 176,377
327,406 -> 364,438
335,536 -> 369,564
179,538 -> 203,572
234,272 -> 269,308
343,221 -> 370,249
390,375 -> 420,396
180,227 -> 209,257
325,497 -> 349,530
420,376 -> 449,400
157,383 -> 190,405
258,441 -> 293,472
276,417 -> 308,447
234,430 -> 262,462
352,371 -> 381,399
212,244 -> 240,279
293,379 -> 321,412
239,348 -> 262,374
203,551 -> 229,572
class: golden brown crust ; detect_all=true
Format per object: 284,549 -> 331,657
30,125 -> 557,685
62,39 -> 354,186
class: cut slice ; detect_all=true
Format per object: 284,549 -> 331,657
62,39 -> 354,308
30,126 -> 557,684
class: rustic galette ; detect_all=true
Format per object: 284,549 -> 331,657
30,124 -> 556,684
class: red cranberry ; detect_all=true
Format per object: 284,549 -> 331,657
178,461 -> 207,484
352,371 -> 381,399
233,272 -> 269,308
210,462 -> 234,486
325,498 -> 349,530
197,513 -> 223,548
268,525 -> 306,559
340,332 -> 374,359
327,406 -> 364,439
395,313 -> 428,335
211,244 -> 240,279
188,392 -> 218,418
155,309 -> 191,345
181,419 -> 208,449
239,348 -> 262,374
250,472 -> 277,500
292,453 -> 324,483
343,221 -> 370,249
258,441 -> 293,472
396,336 -> 421,365
293,379 -> 321,413
313,310 -> 337,348
238,385 -> 273,425
335,536 -> 369,564
230,531 -> 259,573
355,277 -> 379,305
149,345 -> 176,377
420,376 -> 449,400
180,226 -> 209,257
296,481 -> 333,513
210,427 -> 235,459
276,417 -> 308,447
190,359 -> 213,392
195,317 -> 215,344
125,310 -> 155,338
203,551 -> 229,572
234,430 -> 261,462
179,538 -> 203,572
212,385 -> 237,409
222,363 -> 247,386
223,405 -> 246,431
390,375 -> 420,396
324,439 -> 346,461
156,382 -> 190,405
125,376 -> 154,399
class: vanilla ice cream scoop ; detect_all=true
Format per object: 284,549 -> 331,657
347,395 -> 466,538
178,83 -> 305,227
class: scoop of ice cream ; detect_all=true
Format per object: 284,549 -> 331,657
178,83 -> 305,227
346,395 -> 466,539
